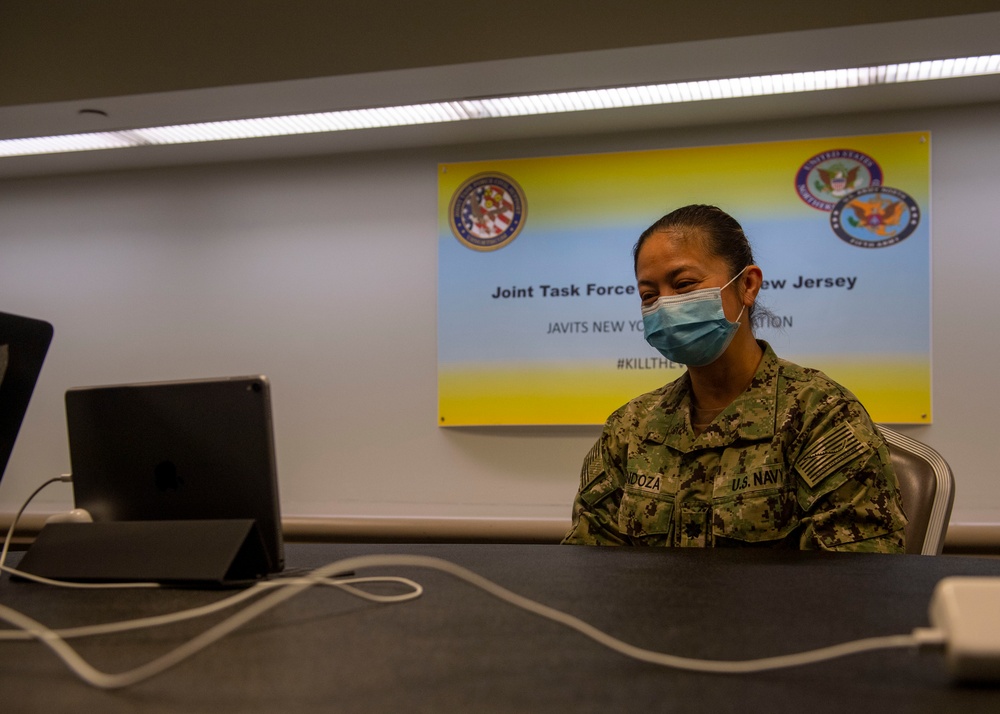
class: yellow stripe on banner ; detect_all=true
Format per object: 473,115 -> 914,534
439,354 -> 931,426
438,362 -> 684,426
803,355 -> 932,425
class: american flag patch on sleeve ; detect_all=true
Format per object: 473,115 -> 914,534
580,441 -> 604,488
794,421 -> 872,489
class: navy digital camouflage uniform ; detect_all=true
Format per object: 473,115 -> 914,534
563,342 -> 907,552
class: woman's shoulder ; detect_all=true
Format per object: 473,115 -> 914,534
768,350 -> 876,433
771,352 -> 861,404
605,372 -> 689,428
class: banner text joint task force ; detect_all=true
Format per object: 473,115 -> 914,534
492,275 -> 858,300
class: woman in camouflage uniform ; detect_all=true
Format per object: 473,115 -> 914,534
563,205 -> 907,551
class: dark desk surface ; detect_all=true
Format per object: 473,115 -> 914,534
3,543 -> 1000,713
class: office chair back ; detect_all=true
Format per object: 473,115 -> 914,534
878,426 -> 955,555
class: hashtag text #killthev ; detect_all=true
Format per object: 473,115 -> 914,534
617,357 -> 683,370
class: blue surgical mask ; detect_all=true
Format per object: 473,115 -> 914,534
641,268 -> 747,367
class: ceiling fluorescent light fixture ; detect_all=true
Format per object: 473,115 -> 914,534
2,54 -> 999,158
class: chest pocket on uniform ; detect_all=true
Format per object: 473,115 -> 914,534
618,489 -> 674,545
711,444 -> 798,544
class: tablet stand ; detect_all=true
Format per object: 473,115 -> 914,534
14,519 -> 272,586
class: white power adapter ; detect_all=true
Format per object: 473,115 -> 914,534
44,508 -> 93,524
929,576 -> 1000,681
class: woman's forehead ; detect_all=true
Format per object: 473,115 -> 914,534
636,228 -> 721,271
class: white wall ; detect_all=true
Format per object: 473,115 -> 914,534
2,101 -> 999,525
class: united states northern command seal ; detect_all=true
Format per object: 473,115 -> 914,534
830,186 -> 920,249
795,149 -> 883,211
449,172 -> 527,251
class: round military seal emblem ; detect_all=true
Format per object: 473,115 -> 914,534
829,186 -> 920,249
795,149 -> 883,211
449,172 -> 527,251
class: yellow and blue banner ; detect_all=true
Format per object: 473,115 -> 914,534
438,132 -> 930,426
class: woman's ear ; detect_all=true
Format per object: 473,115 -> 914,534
742,265 -> 763,306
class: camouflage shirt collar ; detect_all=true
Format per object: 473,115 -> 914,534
645,341 -> 779,452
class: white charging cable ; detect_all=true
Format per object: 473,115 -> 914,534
0,478 -> 949,690
0,476 -> 69,570
0,476 -> 160,588
0,550 -> 947,690
0,476 -> 422,633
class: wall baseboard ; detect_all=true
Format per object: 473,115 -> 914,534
3,513 -> 997,553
